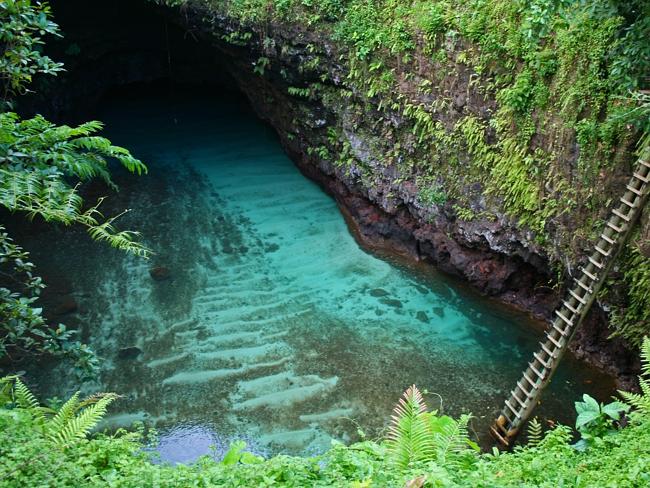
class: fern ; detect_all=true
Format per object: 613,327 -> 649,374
619,336 -> 650,416
47,392 -> 82,437
1,376 -> 118,447
527,417 -> 543,447
52,393 -> 117,446
0,112 -> 150,257
387,385 -> 434,469
387,386 -> 477,471
432,413 -> 476,469
13,378 -> 46,423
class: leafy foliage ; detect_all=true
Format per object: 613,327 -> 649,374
619,336 -> 650,418
0,0 -> 149,372
1,375 -> 118,447
387,385 -> 478,470
0,0 -> 63,104
0,113 -> 149,257
573,393 -> 629,450
1,378 -> 650,486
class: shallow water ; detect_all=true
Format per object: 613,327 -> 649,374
24,85 -> 613,462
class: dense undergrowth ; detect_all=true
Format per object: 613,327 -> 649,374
157,0 -> 650,347
1,338 -> 650,487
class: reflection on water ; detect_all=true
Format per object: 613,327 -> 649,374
24,85 -> 614,461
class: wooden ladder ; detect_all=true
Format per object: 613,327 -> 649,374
491,146 -> 650,447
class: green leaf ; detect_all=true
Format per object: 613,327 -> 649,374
576,411 -> 600,430
601,401 -> 629,420
221,441 -> 246,466
240,451 -> 264,464
582,394 -> 600,412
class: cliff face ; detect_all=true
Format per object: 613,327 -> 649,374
31,0 -> 644,386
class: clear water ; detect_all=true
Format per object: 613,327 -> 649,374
25,85 -> 613,462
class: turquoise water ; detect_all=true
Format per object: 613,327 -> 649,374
28,86 -> 612,462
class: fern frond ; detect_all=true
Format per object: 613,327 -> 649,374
619,336 -> 650,416
13,378 -> 46,423
527,417 -> 543,447
77,392 -> 117,409
641,337 -> 650,378
434,415 -> 462,460
0,375 -> 19,405
47,392 -> 81,436
51,393 -> 118,446
387,385 -> 435,469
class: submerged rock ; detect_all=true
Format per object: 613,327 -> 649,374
415,311 -> 429,323
150,266 -> 171,281
369,288 -> 389,297
118,346 -> 143,360
379,297 -> 403,309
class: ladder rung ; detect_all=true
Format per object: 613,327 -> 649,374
511,391 -> 528,409
581,266 -> 597,281
612,209 -> 631,222
491,426 -> 509,444
547,333 -> 563,348
606,221 -> 625,233
563,300 -> 580,314
587,256 -> 604,269
502,410 -> 513,426
595,245 -> 610,257
541,343 -> 557,358
600,233 -> 615,245
529,362 -> 546,379
569,289 -> 587,304
620,197 -> 637,208
505,399 -> 521,419
627,184 -> 643,197
523,371 -> 539,389
576,280 -> 593,294
552,321 -> 569,337
555,310 -> 574,327
640,159 -> 650,170
634,172 -> 650,184
517,380 -> 533,398
534,352 -> 552,369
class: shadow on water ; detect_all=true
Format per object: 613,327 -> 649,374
17,82 -> 615,462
